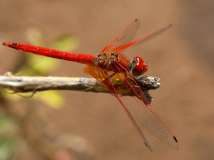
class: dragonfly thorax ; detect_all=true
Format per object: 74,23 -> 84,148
95,52 -> 120,70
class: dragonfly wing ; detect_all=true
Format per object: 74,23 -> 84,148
123,76 -> 178,149
84,64 -> 178,149
84,65 -> 153,150
84,65 -> 110,81
113,24 -> 172,53
105,75 -> 178,150
111,18 -> 141,46
131,102 -> 179,149
101,19 -> 141,53
102,77 -> 153,151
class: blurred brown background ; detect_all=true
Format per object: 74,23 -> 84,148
0,0 -> 214,160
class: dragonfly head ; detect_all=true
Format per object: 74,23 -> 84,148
129,56 -> 148,76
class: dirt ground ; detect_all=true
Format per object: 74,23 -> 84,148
0,0 -> 214,160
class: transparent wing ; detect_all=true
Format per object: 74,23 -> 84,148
110,18 -> 141,46
113,24 -> 172,53
84,64 -> 178,150
123,75 -> 179,149
125,97 -> 179,149
102,76 -> 153,151
84,65 -> 153,150
101,19 -> 141,52
112,63 -> 178,149
111,80 -> 178,150
101,19 -> 172,54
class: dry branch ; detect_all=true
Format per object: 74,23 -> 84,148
0,74 -> 160,94
0,73 -> 160,158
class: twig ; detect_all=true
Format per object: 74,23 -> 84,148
0,74 -> 160,94
0,73 -> 160,159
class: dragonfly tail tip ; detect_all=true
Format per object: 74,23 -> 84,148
2,41 -> 7,46
2,41 -> 11,47
2,41 -> 17,49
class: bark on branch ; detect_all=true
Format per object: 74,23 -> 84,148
0,74 -> 160,94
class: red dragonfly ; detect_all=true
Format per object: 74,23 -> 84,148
2,19 -> 178,151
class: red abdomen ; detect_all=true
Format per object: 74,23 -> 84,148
3,42 -> 96,64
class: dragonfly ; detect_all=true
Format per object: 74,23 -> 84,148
2,19 -> 178,151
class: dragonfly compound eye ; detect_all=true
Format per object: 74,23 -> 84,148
130,56 -> 148,75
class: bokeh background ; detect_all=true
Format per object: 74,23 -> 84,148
0,0 -> 214,160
